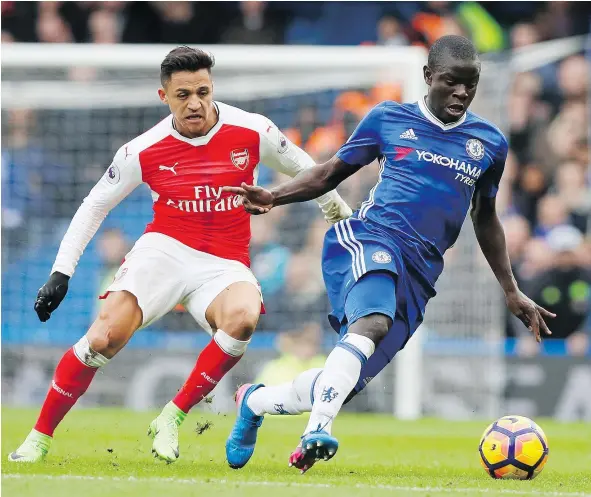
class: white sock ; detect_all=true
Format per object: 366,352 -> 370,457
304,333 -> 375,435
214,329 -> 250,357
246,368 -> 323,416
73,336 -> 110,368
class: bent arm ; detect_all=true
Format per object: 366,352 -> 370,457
52,147 -> 142,276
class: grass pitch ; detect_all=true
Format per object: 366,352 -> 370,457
2,407 -> 590,497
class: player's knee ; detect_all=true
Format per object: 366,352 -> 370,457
87,297 -> 141,357
220,305 -> 260,340
350,313 -> 392,346
88,312 -> 128,357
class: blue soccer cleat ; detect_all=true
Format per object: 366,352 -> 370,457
226,383 -> 264,469
289,430 -> 339,474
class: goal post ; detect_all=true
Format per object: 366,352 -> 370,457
1,42 -> 499,417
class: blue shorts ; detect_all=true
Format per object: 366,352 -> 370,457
322,218 -> 438,395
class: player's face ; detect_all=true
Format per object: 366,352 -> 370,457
158,69 -> 216,138
424,57 -> 480,123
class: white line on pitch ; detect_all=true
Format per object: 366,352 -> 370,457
2,474 -> 589,497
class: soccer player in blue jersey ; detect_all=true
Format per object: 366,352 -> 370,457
223,35 -> 555,473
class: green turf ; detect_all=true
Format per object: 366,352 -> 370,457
2,407 -> 590,497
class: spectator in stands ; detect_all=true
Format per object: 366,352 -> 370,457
518,237 -> 555,282
376,15 -> 409,46
36,1 -> 73,43
534,194 -> 569,237
557,55 -> 589,102
88,7 -> 119,44
220,1 -> 285,45
510,23 -> 540,49
520,225 -> 591,356
255,323 -> 326,387
554,162 -> 591,234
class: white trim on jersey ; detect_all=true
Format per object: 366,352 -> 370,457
359,156 -> 386,220
418,97 -> 466,131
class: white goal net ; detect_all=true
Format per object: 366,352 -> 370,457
1,43 -> 504,417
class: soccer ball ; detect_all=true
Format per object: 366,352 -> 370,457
479,415 -> 549,480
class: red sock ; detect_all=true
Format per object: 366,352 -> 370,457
34,348 -> 98,437
173,338 -> 242,413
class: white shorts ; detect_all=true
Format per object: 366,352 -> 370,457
103,232 -> 261,334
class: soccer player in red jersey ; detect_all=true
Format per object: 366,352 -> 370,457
9,46 -> 352,463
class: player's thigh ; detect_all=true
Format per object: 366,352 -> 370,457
344,271 -> 397,343
102,241 -> 189,330
86,290 -> 143,358
185,269 -> 262,339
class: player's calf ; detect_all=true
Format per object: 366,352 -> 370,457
9,291 -> 142,463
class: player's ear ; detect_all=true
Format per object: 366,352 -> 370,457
423,65 -> 432,86
158,87 -> 168,104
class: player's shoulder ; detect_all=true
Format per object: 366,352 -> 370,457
465,111 -> 508,151
217,101 -> 270,134
115,115 -> 174,163
366,100 -> 420,122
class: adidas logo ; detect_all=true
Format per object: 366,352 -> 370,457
400,128 -> 418,140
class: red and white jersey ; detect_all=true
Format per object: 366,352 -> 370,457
52,102 -> 350,277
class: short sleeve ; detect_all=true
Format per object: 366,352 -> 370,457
336,104 -> 384,167
476,134 -> 509,198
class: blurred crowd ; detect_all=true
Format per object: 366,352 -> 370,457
2,1 -> 590,49
2,1 -> 590,362
499,51 -> 591,356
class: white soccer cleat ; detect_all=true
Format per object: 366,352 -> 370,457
148,402 -> 185,463
8,429 -> 52,463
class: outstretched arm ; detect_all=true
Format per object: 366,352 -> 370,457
256,118 -> 352,222
227,103 -> 385,214
272,155 -> 359,206
471,192 -> 555,342
225,156 -> 359,214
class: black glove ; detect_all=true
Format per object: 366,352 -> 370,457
34,271 -> 70,322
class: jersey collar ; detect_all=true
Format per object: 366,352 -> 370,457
169,102 -> 223,146
418,97 -> 467,131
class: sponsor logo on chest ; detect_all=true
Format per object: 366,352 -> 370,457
414,149 -> 484,187
164,184 -> 243,213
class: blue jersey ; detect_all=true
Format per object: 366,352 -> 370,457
336,98 -> 508,287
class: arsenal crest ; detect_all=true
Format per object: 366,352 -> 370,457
231,149 -> 250,170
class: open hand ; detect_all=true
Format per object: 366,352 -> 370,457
506,291 -> 555,343
222,183 -> 274,215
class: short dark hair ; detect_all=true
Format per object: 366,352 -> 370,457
428,35 -> 479,72
160,46 -> 215,86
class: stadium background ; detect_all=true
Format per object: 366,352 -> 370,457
1,1 -> 590,421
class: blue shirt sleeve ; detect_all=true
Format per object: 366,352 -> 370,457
476,134 -> 509,198
336,103 -> 384,166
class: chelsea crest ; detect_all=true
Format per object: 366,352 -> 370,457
466,139 -> 485,161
